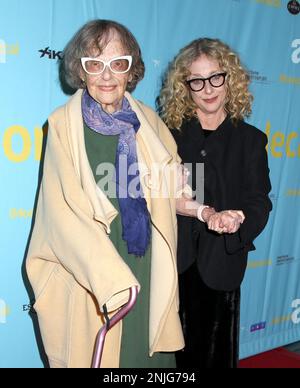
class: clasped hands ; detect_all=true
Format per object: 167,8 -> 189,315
202,207 -> 245,234
176,164 -> 245,234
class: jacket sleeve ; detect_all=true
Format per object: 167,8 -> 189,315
27,118 -> 139,313
224,131 -> 272,254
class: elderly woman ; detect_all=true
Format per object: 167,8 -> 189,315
159,38 -> 272,368
26,21 -> 240,368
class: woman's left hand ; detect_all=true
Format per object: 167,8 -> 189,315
207,210 -> 244,234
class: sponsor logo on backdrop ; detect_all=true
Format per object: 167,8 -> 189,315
287,0 -> 300,14
39,47 -> 62,60
2,126 -> 43,162
0,299 -> 10,324
291,39 -> 300,63
276,254 -> 295,266
0,39 -> 20,64
250,321 -> 267,332
291,299 -> 300,324
279,73 -> 300,85
265,120 -> 300,158
271,314 -> 292,325
247,259 -> 272,268
286,189 -> 300,196
23,303 -> 36,314
255,0 -> 281,8
10,209 -> 33,219
249,70 -> 269,84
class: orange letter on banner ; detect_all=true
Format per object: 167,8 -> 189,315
271,132 -> 284,158
286,132 -> 298,158
3,125 -> 31,162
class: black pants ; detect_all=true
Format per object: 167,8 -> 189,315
176,262 -> 240,368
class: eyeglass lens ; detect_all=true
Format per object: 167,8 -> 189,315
188,73 -> 226,91
84,58 -> 130,74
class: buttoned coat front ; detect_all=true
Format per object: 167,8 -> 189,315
26,90 -> 184,368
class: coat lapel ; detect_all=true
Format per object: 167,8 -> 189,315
125,92 -> 173,215
64,89 -> 118,233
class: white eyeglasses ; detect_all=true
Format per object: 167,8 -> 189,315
80,55 -> 132,75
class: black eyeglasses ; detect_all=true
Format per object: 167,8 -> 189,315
186,72 -> 227,92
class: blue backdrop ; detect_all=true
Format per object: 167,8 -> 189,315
0,0 -> 300,367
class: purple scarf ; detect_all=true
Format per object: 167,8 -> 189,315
82,89 -> 151,257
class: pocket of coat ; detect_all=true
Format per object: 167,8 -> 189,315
34,266 -> 75,366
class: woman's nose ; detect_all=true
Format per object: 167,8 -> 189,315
203,80 -> 213,94
101,65 -> 113,80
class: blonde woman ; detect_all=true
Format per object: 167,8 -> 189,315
159,38 -> 272,368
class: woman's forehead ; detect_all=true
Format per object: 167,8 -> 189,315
86,32 -> 126,57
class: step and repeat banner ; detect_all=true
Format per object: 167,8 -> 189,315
0,0 -> 300,367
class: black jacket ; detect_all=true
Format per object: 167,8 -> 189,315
171,116 -> 272,291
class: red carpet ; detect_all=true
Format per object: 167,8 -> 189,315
239,348 -> 300,368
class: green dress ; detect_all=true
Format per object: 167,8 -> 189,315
84,123 -> 175,368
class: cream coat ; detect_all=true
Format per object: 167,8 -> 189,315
26,89 -> 184,368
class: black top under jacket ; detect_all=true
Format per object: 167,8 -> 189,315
171,116 -> 272,291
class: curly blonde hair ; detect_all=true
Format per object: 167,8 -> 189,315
159,38 -> 253,129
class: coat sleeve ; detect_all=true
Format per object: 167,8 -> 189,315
224,131 -> 272,254
27,117 -> 139,313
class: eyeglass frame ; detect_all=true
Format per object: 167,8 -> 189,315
80,55 -> 133,75
186,72 -> 227,92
